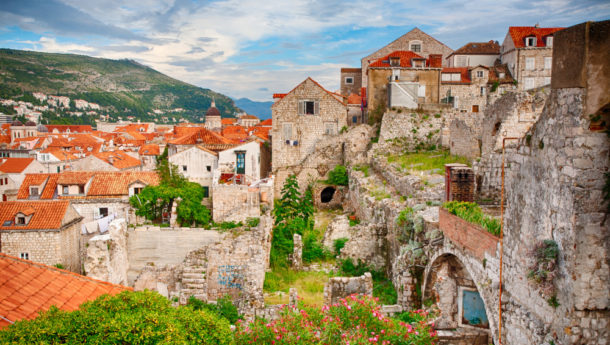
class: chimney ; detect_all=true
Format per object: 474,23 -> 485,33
429,54 -> 443,68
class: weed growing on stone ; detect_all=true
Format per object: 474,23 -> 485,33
352,164 -> 370,177
443,201 -> 501,236
333,237 -> 349,255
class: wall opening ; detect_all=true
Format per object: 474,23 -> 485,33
320,187 -> 336,203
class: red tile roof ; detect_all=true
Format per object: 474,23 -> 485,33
0,200 -> 72,230
341,68 -> 361,73
0,253 -> 130,328
369,51 -> 425,68
0,158 -> 35,174
17,174 -> 59,200
273,77 -> 346,107
93,151 -> 141,170
45,125 -> 93,133
509,26 -> 564,48
258,119 -> 272,126
85,171 -> 159,197
168,127 -> 232,146
222,125 -> 249,142
114,124 -> 149,133
240,114 -> 259,120
449,41 -> 500,56
273,93 -> 287,99
221,118 -> 237,126
138,144 -> 160,156
441,67 -> 471,84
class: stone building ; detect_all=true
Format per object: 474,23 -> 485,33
0,157 -> 45,201
440,66 -> 490,113
361,27 -> 453,88
340,68 -> 362,96
367,51 -> 442,111
0,200 -> 83,272
500,25 -> 563,90
204,100 -> 222,132
446,41 -> 500,67
237,114 -> 260,127
271,77 -> 348,194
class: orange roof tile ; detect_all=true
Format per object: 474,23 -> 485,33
113,124 -> 149,133
138,144 -> 160,156
93,151 -> 141,170
222,125 -> 249,142
0,158 -> 35,174
45,125 -> 93,133
369,51 -> 425,68
0,201 -> 72,230
259,119 -> 272,126
221,118 -> 237,125
509,26 -> 564,49
17,174 -> 59,200
0,253 -> 130,328
57,171 -> 95,185
168,127 -> 232,146
240,114 -> 259,120
86,171 -> 159,197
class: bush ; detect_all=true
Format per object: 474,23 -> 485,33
188,295 -> 242,324
0,291 -> 233,344
333,237 -> 349,255
326,165 -> 348,186
234,294 -> 436,345
443,201 -> 500,236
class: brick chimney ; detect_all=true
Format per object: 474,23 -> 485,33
429,54 -> 443,68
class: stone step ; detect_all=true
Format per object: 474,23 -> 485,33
182,278 -> 206,284
181,288 -> 205,295
184,283 -> 206,289
182,273 -> 205,279
183,267 -> 205,274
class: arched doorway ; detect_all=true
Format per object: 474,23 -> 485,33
320,187 -> 335,203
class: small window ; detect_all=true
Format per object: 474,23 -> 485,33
17,217 -> 26,225
206,165 -> 211,172
441,73 -> 451,81
63,186 -> 69,194
19,253 -> 29,260
133,187 -> 143,195
525,57 -> 535,70
305,101 -> 315,115
410,43 -> 421,52
0,179 -> 3,186
524,77 -> 535,90
79,185 -> 85,194
324,123 -> 336,135
525,37 -> 536,47
389,57 -> 400,67
476,71 -> 484,78
546,36 -> 553,47
30,187 -> 39,196
298,100 -> 318,115
352,116 -> 358,124
544,57 -> 552,70
202,186 -> 209,198
345,77 -> 354,84
99,207 -> 109,218
472,105 -> 479,113
480,87 -> 486,96
182,165 -> 187,172
499,72 -> 505,79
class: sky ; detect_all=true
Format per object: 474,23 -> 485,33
0,0 -> 608,102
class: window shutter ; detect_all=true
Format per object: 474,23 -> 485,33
298,101 -> 304,115
314,101 -> 319,115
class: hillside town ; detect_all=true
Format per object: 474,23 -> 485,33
0,17 -> 608,345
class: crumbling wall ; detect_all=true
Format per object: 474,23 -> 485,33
84,218 -> 129,285
379,110 -> 443,150
449,119 -> 480,159
212,177 -> 274,223
323,273 -> 373,305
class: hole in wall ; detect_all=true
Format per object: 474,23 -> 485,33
320,187 -> 336,203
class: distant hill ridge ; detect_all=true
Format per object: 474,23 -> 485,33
0,48 -> 241,122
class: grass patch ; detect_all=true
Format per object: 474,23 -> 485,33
338,258 -> 397,305
443,201 -> 501,236
264,268 -> 334,306
387,150 -> 470,172
353,164 -> 370,177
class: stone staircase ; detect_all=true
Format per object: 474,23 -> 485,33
178,249 -> 208,304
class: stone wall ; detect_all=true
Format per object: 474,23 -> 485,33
340,68 -> 362,96
84,218 -> 129,285
438,209 -> 498,261
378,110 -> 443,148
448,119 -> 480,159
367,68 -> 441,112
323,273 -> 373,305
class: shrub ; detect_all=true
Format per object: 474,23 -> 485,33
0,291 -> 233,344
234,294 -> 436,345
443,201 -> 500,236
528,239 -> 559,298
188,295 -> 242,324
333,237 -> 349,255
327,165 -> 349,186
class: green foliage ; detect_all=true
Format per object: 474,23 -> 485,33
443,201 -> 501,236
491,81 -> 500,92
387,150 -> 470,172
0,290 -> 233,344
246,217 -> 260,227
274,175 -> 302,226
349,217 -> 360,227
339,126 -> 348,134
368,103 -> 386,125
394,310 -> 429,324
53,263 -> 65,269
528,240 -> 559,297
215,221 -> 243,230
235,295 -> 436,345
326,165 -> 349,186
353,164 -> 370,177
187,295 -> 242,324
339,258 -> 397,305
333,237 -> 349,255
302,228 -> 332,263
547,295 -> 560,308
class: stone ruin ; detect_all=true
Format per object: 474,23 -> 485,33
323,273 -> 373,305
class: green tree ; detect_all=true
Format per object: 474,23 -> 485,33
0,290 -> 233,345
273,175 -> 301,226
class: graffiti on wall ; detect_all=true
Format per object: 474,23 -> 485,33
217,264 -> 245,290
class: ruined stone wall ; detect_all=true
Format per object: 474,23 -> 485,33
367,69 -> 440,112
501,86 -> 609,345
323,273 -> 373,305
84,218 -> 129,285
378,110 -> 443,149
448,119 -> 480,159
212,184 -> 260,223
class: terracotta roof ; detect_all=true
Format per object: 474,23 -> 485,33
441,67 -> 471,84
273,93 -> 287,99
221,118 -> 237,125
138,144 -> 160,156
369,51 -> 425,68
347,94 -> 362,105
200,143 -> 237,152
168,127 -> 232,146
222,125 -> 249,142
17,174 -> 59,200
449,41 -> 500,56
0,158 -> 35,173
85,171 -> 159,197
93,151 -> 141,170
259,119 -> 272,126
0,200 -> 72,230
194,145 -> 219,156
45,125 -> 93,133
0,253 -> 130,328
509,26 -> 564,48
240,114 -> 259,120
341,68 -> 361,73
114,124 -> 149,133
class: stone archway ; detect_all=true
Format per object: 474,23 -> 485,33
422,249 -> 497,344
320,187 -> 336,203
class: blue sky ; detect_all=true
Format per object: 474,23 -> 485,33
0,0 -> 608,101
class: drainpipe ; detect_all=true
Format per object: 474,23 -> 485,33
499,136 -> 518,345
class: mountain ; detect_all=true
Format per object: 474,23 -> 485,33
233,98 -> 273,119
0,48 -> 241,122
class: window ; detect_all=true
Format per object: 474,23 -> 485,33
410,41 -> 422,52
451,73 -> 461,82
389,57 -> 400,67
283,123 -> 293,141
133,187 -> 143,195
546,36 -> 553,47
99,207 -> 109,218
499,72 -> 505,79
298,100 -> 318,115
525,57 -> 535,70
472,105 -> 479,113
206,165 -> 211,172
202,186 -> 209,198
524,77 -> 535,90
352,116 -> 358,124
305,101 -> 315,115
17,217 -> 26,225
324,123 -> 336,135
476,71 -> 484,78
19,253 -> 29,260
544,77 -> 551,85
79,185 -> 85,194
0,179 -> 3,186
441,73 -> 451,81
525,37 -> 536,47
480,87 -> 486,96
30,187 -> 39,196
63,186 -> 69,194
345,77 -> 354,84
182,165 -> 187,172
544,57 -> 552,70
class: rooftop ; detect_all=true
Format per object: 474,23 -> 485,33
0,200 -> 71,231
